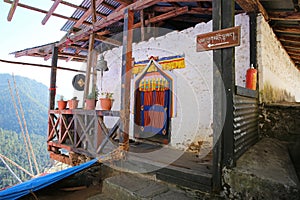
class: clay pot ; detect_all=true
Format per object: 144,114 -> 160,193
99,98 -> 113,110
57,100 -> 68,110
85,99 -> 97,110
68,99 -> 79,109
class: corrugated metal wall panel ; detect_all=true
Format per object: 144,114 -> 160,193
233,94 -> 259,161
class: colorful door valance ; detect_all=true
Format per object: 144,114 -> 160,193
133,55 -> 185,74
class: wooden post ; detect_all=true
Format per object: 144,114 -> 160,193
82,0 -> 96,107
119,8 -> 133,151
49,45 -> 58,110
140,9 -> 145,41
212,0 -> 235,192
221,0 -> 235,168
91,0 -> 98,90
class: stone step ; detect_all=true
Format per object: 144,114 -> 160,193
87,193 -> 114,200
102,173 -> 195,200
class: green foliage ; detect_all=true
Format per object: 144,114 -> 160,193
0,128 -> 50,189
0,74 -> 51,189
87,87 -> 99,99
0,74 -> 48,136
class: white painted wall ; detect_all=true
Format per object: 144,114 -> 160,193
257,15 -> 300,102
94,14 -> 250,151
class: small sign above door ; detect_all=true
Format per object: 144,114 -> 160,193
196,26 -> 241,52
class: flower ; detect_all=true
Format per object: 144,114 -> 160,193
101,91 -> 113,99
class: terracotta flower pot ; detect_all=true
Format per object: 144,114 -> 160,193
99,98 -> 113,110
68,99 -> 79,109
57,100 -> 68,110
85,99 -> 97,110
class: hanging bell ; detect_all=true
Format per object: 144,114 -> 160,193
96,54 -> 109,72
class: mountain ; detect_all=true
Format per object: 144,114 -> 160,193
0,74 -> 51,188
0,74 -> 48,136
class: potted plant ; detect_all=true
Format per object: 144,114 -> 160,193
68,96 -> 79,109
99,91 -> 114,110
57,95 -> 68,110
85,87 -> 99,110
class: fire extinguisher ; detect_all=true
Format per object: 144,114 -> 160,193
246,64 -> 257,90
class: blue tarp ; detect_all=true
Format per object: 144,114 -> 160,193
0,159 -> 97,200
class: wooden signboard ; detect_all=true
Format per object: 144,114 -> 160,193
196,26 -> 241,52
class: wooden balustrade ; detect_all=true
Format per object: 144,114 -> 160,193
47,109 -> 120,158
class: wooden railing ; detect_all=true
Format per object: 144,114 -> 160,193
47,109 -> 120,158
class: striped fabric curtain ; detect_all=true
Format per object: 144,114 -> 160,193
139,90 -> 170,135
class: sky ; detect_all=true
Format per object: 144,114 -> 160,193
0,0 -> 84,99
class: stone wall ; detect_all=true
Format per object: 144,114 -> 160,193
257,15 -> 300,102
259,103 -> 300,175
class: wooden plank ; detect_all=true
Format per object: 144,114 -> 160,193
4,0 -> 91,26
269,11 -> 300,21
42,0 -> 62,25
57,0 -> 159,49
235,0 -> 268,20
94,35 -> 122,46
0,59 -> 85,73
196,26 -> 241,52
7,0 -> 19,21
74,0 -> 105,28
273,26 -> 300,34
115,0 -> 132,5
133,6 -> 189,28
279,35 -> 300,44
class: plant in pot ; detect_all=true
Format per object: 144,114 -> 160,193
99,91 -> 114,110
85,88 -> 99,110
68,96 -> 79,109
57,95 -> 68,110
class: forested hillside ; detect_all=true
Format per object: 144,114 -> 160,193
0,129 -> 50,188
0,74 -> 48,135
0,74 -> 51,189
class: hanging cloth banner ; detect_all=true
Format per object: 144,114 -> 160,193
133,55 -> 185,74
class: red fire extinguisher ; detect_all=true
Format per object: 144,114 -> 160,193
246,64 -> 257,90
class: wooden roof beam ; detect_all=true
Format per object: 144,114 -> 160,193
7,0 -> 19,21
58,0 -> 161,48
4,0 -> 92,26
269,11 -> 300,21
115,0 -> 133,6
42,0 -> 62,25
162,0 -> 211,2
52,0 -> 81,9
73,0 -> 104,28
274,26 -> 300,34
235,0 -> 269,21
279,35 -> 300,44
134,6 -> 189,28
94,35 -> 122,46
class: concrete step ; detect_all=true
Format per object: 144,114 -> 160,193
102,173 -> 196,200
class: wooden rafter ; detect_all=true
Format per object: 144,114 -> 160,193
235,0 -> 269,20
7,0 -> 19,21
269,11 -> 300,21
4,0 -> 92,26
73,0 -> 105,28
133,6 -> 189,28
57,0 -> 160,49
42,0 -> 62,25
274,26 -> 300,34
279,35 -> 300,44
94,35 -> 122,46
115,0 -> 133,5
